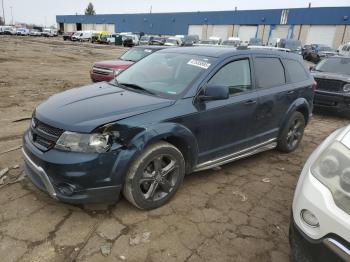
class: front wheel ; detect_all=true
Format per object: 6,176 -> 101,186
123,141 -> 185,209
277,112 -> 305,153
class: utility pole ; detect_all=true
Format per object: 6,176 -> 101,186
10,6 -> 13,25
1,0 -> 5,25
150,5 -> 152,14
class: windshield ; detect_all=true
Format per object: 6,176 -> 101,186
120,48 -> 155,62
315,57 -> 350,75
116,52 -> 214,98
249,38 -> 262,45
222,40 -> 239,46
201,40 -> 217,45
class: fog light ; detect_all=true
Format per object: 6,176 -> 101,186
301,209 -> 320,227
57,183 -> 76,196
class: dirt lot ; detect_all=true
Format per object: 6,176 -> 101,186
0,36 -> 349,262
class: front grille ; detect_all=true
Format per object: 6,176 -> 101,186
30,118 -> 64,151
314,78 -> 346,93
92,66 -> 113,75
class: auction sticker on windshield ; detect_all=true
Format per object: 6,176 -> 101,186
187,59 -> 211,69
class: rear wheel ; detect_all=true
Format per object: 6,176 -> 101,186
123,141 -> 185,209
277,112 -> 305,153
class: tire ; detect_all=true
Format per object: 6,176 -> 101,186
123,141 -> 185,209
277,112 -> 305,153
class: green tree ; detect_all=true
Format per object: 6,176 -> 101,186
85,2 -> 96,15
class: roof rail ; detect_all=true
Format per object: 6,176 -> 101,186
246,45 -> 291,52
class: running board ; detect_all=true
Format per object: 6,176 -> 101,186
193,139 -> 277,172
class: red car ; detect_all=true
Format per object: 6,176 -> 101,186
90,45 -> 171,82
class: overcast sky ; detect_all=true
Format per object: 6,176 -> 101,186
1,0 -> 349,26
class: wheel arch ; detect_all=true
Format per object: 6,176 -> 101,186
129,122 -> 199,174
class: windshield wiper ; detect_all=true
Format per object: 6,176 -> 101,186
119,83 -> 155,95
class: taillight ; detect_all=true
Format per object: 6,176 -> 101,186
312,81 -> 317,92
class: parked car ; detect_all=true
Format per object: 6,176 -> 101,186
139,35 -> 154,45
184,34 -> 200,44
41,28 -> 58,37
2,26 -> 16,35
23,47 -> 314,209
290,124 -> 350,262
339,42 -> 350,57
277,39 -> 302,54
164,37 -> 182,46
248,38 -> 263,46
91,31 -> 109,43
304,44 -> 337,63
16,28 -> 30,36
122,34 -> 139,47
71,31 -> 93,42
99,33 -> 117,44
150,36 -> 166,45
90,45 -> 171,82
311,56 -> 350,117
29,29 -> 42,36
62,32 -> 75,41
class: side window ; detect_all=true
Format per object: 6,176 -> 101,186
208,59 -> 252,95
255,57 -> 286,88
283,59 -> 309,83
342,45 -> 347,51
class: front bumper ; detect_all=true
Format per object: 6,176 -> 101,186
90,71 -> 114,82
314,91 -> 350,114
290,215 -> 350,262
22,130 -> 129,204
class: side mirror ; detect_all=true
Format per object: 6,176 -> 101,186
198,85 -> 229,101
309,66 -> 315,71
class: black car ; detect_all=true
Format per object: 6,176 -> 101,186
312,56 -> 350,117
278,39 -> 302,54
303,44 -> 337,63
22,47 -> 315,209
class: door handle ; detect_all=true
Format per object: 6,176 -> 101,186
244,100 -> 257,105
286,90 -> 295,95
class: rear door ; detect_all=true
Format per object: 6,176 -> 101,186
253,56 -> 292,142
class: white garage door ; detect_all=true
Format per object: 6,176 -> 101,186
188,25 -> 203,40
238,26 -> 257,43
270,25 -> 289,42
212,25 -> 229,41
306,26 -> 336,47
106,24 -> 115,33
65,23 -> 76,32
95,24 -> 105,31
82,24 -> 94,31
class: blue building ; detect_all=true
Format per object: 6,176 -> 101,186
57,7 -> 350,47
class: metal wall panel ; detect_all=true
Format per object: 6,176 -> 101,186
188,25 -> 204,39
238,26 -> 257,43
212,25 -> 230,40
306,25 -> 336,47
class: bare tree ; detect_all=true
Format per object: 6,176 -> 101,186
85,2 -> 96,15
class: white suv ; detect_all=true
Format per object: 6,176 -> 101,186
290,125 -> 350,261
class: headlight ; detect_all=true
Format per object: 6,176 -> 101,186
55,131 -> 112,153
311,141 -> 350,214
343,83 -> 350,92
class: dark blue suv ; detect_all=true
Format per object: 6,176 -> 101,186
23,47 -> 315,209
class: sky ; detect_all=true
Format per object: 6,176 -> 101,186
1,0 -> 349,26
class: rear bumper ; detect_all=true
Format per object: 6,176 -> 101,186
290,215 -> 350,262
314,92 -> 350,114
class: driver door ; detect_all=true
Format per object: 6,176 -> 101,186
194,57 -> 259,163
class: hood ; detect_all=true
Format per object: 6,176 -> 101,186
94,59 -> 134,69
312,71 -> 350,82
35,82 -> 174,133
341,126 -> 350,150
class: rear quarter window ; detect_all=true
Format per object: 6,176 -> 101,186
283,59 -> 309,83
254,57 -> 286,88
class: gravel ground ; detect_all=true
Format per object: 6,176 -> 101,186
0,36 -> 349,262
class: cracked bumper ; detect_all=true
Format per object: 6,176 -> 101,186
22,130 -> 123,204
